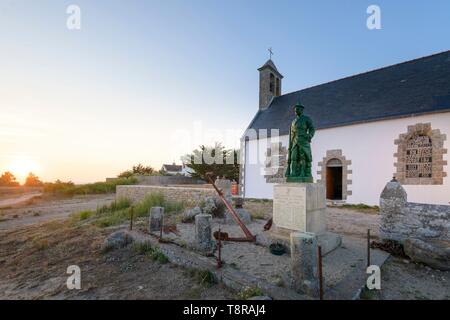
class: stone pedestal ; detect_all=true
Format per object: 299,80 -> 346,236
149,207 -> 164,232
269,183 -> 341,255
195,214 -> 213,253
290,232 -> 319,297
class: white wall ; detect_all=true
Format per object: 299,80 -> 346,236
244,112 -> 450,205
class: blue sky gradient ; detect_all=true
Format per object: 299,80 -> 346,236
0,0 -> 448,182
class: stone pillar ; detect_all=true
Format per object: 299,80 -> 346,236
149,207 -> 164,232
195,214 -> 213,252
290,231 -> 319,297
379,178 -> 408,242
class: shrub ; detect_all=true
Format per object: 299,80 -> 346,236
44,177 -> 137,196
236,286 -> 263,300
185,269 -> 216,287
133,242 -> 168,263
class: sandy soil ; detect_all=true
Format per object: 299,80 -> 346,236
0,221 -> 233,300
0,194 -> 114,231
0,195 -> 448,300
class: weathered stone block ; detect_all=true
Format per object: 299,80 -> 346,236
195,214 -> 213,253
225,208 -> 252,225
290,232 -> 319,297
273,183 -> 326,234
149,207 -> 164,232
404,238 -> 450,271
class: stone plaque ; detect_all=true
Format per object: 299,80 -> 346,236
273,184 -> 307,231
405,135 -> 432,178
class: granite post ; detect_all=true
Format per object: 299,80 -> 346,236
290,231 -> 319,297
195,214 -> 213,252
149,207 -> 164,233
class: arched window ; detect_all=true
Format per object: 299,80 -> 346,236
269,73 -> 275,93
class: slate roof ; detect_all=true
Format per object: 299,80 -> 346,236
162,164 -> 182,172
247,51 -> 450,138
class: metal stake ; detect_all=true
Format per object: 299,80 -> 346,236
159,215 -> 164,241
217,227 -> 222,269
367,229 -> 371,267
318,245 -> 324,300
129,206 -> 134,231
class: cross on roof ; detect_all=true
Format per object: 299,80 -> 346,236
268,47 -> 273,60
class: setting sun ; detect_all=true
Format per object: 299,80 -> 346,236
7,157 -> 40,183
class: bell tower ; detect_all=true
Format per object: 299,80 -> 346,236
258,58 -> 283,110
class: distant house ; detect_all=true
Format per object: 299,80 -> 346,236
161,163 -> 193,176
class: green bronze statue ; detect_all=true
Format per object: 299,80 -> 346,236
285,101 -> 315,183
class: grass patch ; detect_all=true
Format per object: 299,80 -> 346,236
339,203 -> 379,213
32,238 -> 49,251
44,177 -> 138,196
249,210 -> 266,220
97,198 -> 132,214
185,269 -> 216,287
133,242 -> 168,264
71,193 -> 185,228
236,286 -> 263,300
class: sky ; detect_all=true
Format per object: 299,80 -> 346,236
0,0 -> 448,183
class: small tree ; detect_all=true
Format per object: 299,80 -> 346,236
117,164 -> 156,178
132,163 -> 155,175
182,143 -> 240,182
0,171 -> 20,187
24,172 -> 44,187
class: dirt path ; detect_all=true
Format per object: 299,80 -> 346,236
0,194 -> 115,232
0,192 -> 42,208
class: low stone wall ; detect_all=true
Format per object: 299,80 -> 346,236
380,179 -> 450,243
116,185 -> 216,206
133,175 -> 206,186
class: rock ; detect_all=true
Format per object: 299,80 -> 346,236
225,208 -> 252,225
233,196 -> 244,208
102,230 -> 133,251
404,238 -> 450,271
149,207 -> 164,232
195,214 -> 213,253
202,197 -> 217,215
182,206 -> 202,222
247,295 -> 272,300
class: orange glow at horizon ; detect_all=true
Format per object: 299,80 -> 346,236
5,157 -> 41,184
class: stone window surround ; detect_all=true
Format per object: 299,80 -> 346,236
264,142 -> 288,184
394,123 -> 447,185
317,149 -> 352,200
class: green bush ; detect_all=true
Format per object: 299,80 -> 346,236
133,242 -> 168,263
44,177 -> 137,196
74,194 -> 185,228
236,286 -> 264,300
185,269 -> 216,287
97,198 -> 132,214
133,193 -> 185,217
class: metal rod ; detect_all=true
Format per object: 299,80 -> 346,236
217,227 -> 222,268
367,229 -> 371,267
159,215 -> 164,240
129,206 -> 134,231
206,173 -> 255,242
318,245 -> 323,300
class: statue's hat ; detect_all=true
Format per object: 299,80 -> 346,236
294,101 -> 305,109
